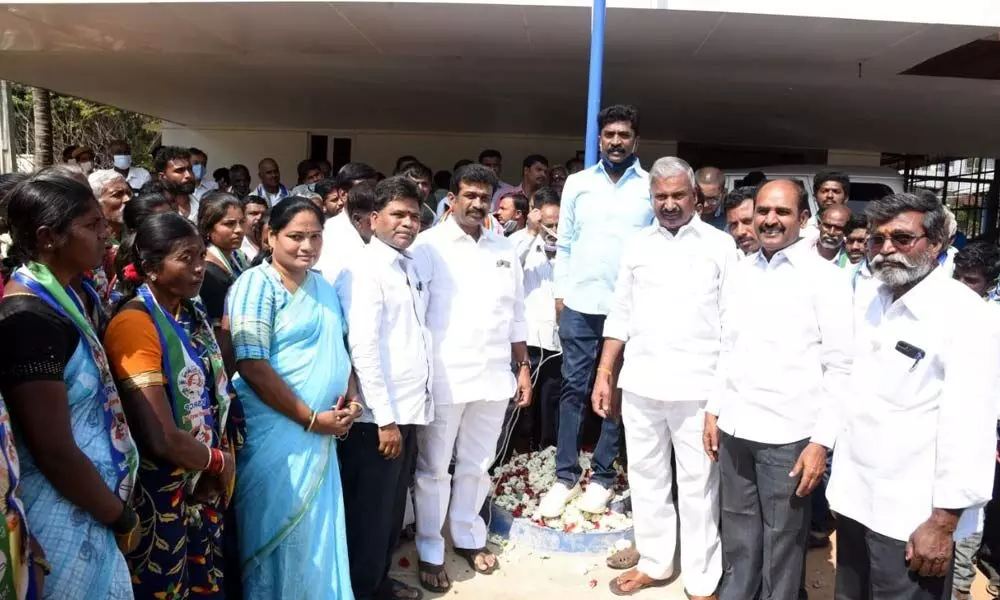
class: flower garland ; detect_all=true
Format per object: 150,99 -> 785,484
492,447 -> 632,532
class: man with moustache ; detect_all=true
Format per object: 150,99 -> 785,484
703,179 -> 853,600
410,164 -> 532,592
255,157 -> 288,206
541,104 -> 654,519
492,155 -> 549,210
722,189 -> 759,256
844,215 -> 868,265
827,193 -> 1000,600
153,146 -> 197,222
815,204 -> 852,267
596,157 -> 734,599
229,164 -> 252,199
339,176 -> 432,600
805,171 -> 851,236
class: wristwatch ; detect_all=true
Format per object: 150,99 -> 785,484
515,360 -> 531,371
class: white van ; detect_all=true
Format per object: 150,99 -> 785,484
723,165 -> 904,217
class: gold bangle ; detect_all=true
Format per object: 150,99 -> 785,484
596,366 -> 614,377
348,401 -> 364,416
305,410 -> 318,432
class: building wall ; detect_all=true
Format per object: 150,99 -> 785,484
161,124 -> 678,187
826,149 -> 883,167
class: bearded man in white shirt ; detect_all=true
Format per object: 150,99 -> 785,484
338,176 -> 432,600
595,157 -> 734,599
703,179 -> 853,600
827,193 -> 1000,600
410,164 -> 533,593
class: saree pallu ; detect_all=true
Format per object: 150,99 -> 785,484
229,268 -> 354,600
16,341 -> 133,600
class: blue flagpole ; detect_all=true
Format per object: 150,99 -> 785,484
584,0 -> 606,168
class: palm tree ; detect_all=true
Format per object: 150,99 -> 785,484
31,86 -> 53,169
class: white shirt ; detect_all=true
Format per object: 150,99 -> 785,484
606,218 -> 739,402
520,233 -> 560,352
338,237 -> 433,426
706,238 -> 853,447
827,268 -> 1000,542
240,236 -> 259,263
120,166 -> 151,190
507,227 -> 535,259
193,178 -> 219,202
316,211 -> 366,287
411,218 -> 528,405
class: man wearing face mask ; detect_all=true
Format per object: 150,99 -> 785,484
108,139 -> 151,192
518,187 -> 562,448
189,148 -> 218,210
153,146 -> 198,223
704,180 -> 852,600
828,193 -> 1000,600
495,192 -> 529,237
540,104 -> 654,519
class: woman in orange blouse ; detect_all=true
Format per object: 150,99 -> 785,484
103,212 -> 244,599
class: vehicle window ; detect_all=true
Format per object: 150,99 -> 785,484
846,183 -> 893,214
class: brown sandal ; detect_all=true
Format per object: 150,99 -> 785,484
606,546 -> 640,570
454,546 -> 500,575
417,561 -> 451,593
608,572 -> 669,596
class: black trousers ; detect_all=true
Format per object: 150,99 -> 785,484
835,515 -> 952,600
528,345 -> 562,449
977,460 -> 1000,587
340,423 -> 418,600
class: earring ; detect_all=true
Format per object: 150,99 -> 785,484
150,274 -> 157,282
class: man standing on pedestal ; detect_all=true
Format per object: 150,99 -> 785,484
539,104 -> 654,518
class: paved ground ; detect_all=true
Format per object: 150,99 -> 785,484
390,535 -> 994,599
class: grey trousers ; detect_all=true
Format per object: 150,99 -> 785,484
953,531 -> 983,595
717,431 -> 811,600
835,514 -> 952,600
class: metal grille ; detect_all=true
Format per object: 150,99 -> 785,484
881,155 -> 998,240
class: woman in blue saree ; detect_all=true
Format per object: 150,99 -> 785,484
0,170 -> 141,599
225,197 -> 361,599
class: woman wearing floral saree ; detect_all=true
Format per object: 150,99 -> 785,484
0,170 -> 140,599
226,197 -> 360,599
103,212 -> 244,599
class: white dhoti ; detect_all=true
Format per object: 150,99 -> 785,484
621,392 -> 722,597
414,400 -> 508,565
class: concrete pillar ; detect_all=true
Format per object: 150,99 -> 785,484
826,149 -> 882,167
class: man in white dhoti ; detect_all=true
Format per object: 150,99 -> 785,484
592,157 -> 735,599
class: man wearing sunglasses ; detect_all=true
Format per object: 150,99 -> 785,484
828,192 -> 1000,600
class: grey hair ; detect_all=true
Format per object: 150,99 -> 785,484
87,169 -> 126,203
865,192 -> 947,244
649,157 -> 696,189
942,205 -> 958,239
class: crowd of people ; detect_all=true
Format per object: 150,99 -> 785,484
0,101 -> 995,600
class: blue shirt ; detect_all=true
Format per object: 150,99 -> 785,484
553,160 -> 653,315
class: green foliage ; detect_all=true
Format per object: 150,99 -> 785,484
11,83 -> 160,170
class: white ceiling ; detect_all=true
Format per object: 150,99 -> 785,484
1,2 -> 999,155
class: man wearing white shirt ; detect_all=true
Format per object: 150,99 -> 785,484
189,147 -> 219,213
703,179 -> 853,600
108,139 -> 151,192
518,187 -> 562,448
315,179 -> 375,286
828,193 -> 1000,600
338,176 -> 432,600
814,203 -> 852,268
410,164 -> 533,592
596,157 -> 733,599
722,189 -> 760,257
803,170 -> 850,236
255,157 -> 289,206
